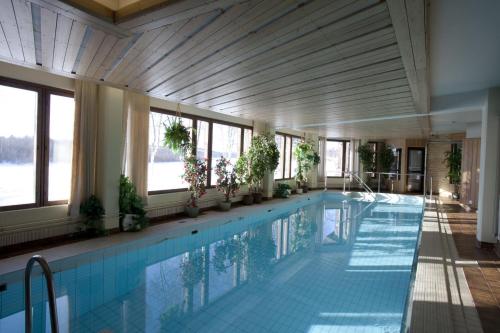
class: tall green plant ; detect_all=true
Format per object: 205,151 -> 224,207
246,133 -> 280,192
378,143 -> 395,177
182,156 -> 208,207
294,141 -> 317,186
358,143 -> 376,173
443,147 -> 462,188
215,157 -> 239,202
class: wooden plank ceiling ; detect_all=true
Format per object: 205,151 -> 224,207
0,0 -> 429,139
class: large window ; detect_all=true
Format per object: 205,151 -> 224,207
274,133 -> 301,180
210,123 -> 242,186
148,108 -> 251,193
325,140 -> 350,177
0,79 -> 75,210
148,112 -> 192,192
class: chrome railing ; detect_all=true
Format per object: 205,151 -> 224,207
25,255 -> 58,333
342,171 -> 427,197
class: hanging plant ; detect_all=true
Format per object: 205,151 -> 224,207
163,117 -> 191,155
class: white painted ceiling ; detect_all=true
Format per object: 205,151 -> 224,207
0,0 -> 430,139
430,0 -> 500,97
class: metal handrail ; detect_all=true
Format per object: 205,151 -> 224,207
342,171 -> 427,197
25,255 -> 59,333
344,171 -> 374,196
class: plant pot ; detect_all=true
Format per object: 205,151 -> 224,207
296,188 -> 303,194
253,192 -> 263,204
302,185 -> 309,193
122,214 -> 137,231
185,206 -> 200,218
242,194 -> 254,205
219,201 -> 232,211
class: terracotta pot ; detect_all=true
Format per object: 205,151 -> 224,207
185,206 -> 200,218
219,201 -> 232,211
253,192 -> 263,204
242,194 -> 254,205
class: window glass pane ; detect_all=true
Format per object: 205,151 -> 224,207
291,137 -> 300,177
284,136 -> 291,178
211,123 -> 241,185
326,141 -> 344,177
274,134 -> 285,179
196,120 -> 209,160
148,113 -> 192,191
0,85 -> 38,206
48,94 -> 75,202
243,128 -> 252,153
345,141 -> 350,172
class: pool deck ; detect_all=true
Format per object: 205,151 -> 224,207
410,198 -> 483,332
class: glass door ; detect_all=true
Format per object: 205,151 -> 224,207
406,148 -> 425,192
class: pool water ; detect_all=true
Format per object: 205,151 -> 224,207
0,193 -> 424,333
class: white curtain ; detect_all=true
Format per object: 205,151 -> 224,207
68,80 -> 99,217
122,91 -> 150,198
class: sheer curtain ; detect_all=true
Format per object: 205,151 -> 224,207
122,91 -> 150,198
68,80 -> 99,217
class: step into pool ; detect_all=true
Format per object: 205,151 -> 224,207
0,192 -> 424,333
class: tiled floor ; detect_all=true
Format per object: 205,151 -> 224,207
444,200 -> 500,333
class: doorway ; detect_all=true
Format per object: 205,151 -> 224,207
406,147 -> 425,193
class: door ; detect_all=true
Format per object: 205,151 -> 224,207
406,148 -> 425,192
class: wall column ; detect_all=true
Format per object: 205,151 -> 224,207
96,85 -> 124,230
477,87 -> 500,244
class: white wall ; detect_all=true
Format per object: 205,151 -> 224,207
466,122 -> 482,138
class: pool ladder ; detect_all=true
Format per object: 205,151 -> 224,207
25,255 -> 59,333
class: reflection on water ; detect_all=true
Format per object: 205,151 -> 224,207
0,197 -> 423,333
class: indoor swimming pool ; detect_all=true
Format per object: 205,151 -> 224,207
0,192 -> 424,333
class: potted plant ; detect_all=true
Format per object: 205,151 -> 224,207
444,146 -> 462,199
235,153 -> 254,205
378,143 -> 395,190
80,195 -> 106,237
215,156 -> 240,211
275,183 -> 292,198
358,143 -> 376,177
163,117 -> 192,155
293,141 -> 318,193
247,133 -> 280,202
119,175 -> 148,231
182,156 -> 207,217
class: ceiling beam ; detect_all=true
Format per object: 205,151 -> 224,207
387,0 -> 430,136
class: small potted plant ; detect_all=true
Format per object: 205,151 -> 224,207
119,175 -> 148,231
293,141 -> 317,193
80,195 -> 106,237
444,147 -> 462,199
163,117 -> 191,155
247,133 -> 280,202
215,157 -> 240,211
235,153 -> 254,205
182,156 -> 207,217
275,183 -> 292,198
